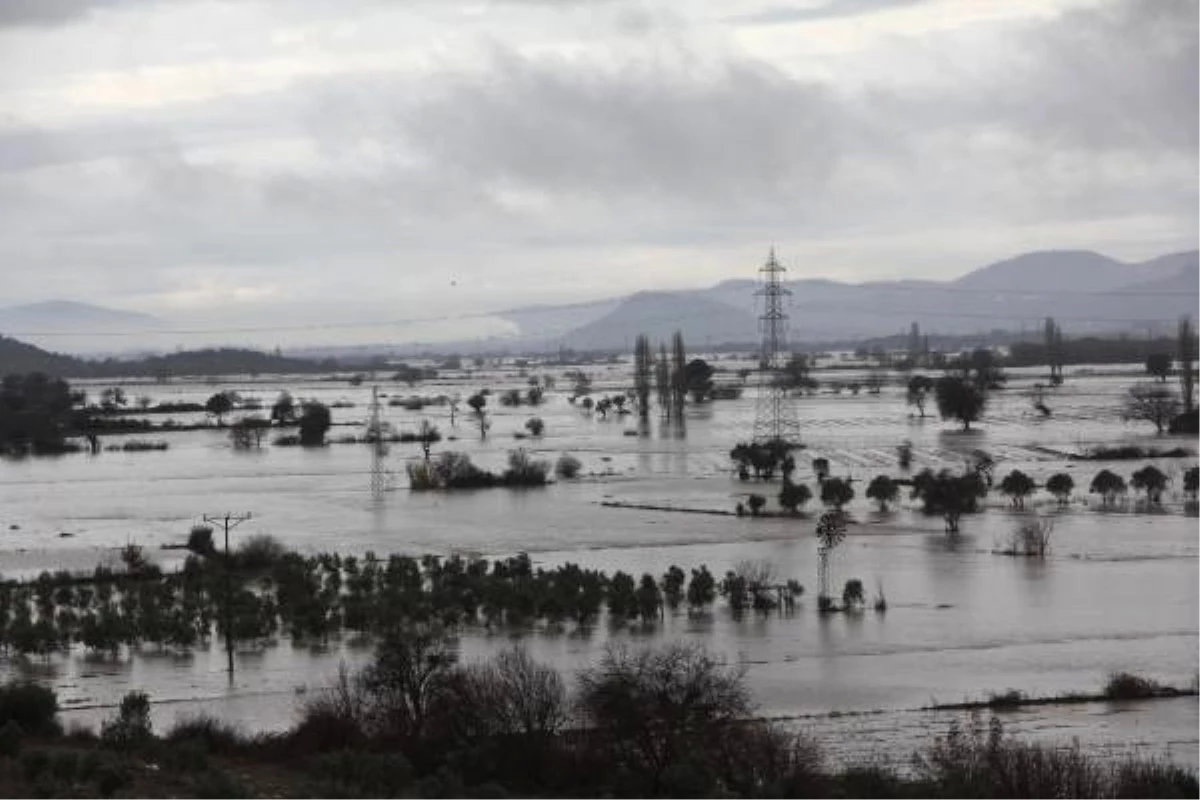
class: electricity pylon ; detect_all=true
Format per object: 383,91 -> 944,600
752,248 -> 801,445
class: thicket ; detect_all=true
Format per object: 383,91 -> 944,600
0,547 -> 803,657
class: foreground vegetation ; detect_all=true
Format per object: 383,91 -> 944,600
0,638 -> 1193,799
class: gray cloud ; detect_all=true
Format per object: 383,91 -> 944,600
728,0 -> 929,26
0,0 -> 1193,332
0,0 -> 133,27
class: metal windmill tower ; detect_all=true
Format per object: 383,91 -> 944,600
752,248 -> 801,445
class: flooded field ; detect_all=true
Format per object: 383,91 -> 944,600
0,360 -> 1196,767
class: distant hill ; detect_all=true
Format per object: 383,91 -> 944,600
557,291 -> 760,350
0,336 -> 341,379
539,249 -> 1200,350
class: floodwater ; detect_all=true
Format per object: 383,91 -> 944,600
0,360 -> 1196,768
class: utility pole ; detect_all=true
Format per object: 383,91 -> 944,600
203,512 -> 251,680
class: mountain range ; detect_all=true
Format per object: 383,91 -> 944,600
499,249 -> 1198,351
1,249 -> 1196,355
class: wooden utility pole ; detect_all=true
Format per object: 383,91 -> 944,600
203,512 -> 252,680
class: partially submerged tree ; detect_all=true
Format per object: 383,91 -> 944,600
778,479 -> 812,514
1145,352 -> 1172,382
906,375 -> 935,418
998,469 -> 1036,509
1130,465 -> 1168,505
1045,473 -> 1074,505
1089,469 -> 1127,506
910,468 -> 987,533
1184,466 -> 1198,500
935,376 -> 986,431
819,477 -> 854,510
205,391 -> 235,425
634,334 -> 653,419
1123,382 -> 1182,434
683,358 -> 714,403
298,401 -> 332,446
865,475 -> 899,511
1179,316 -> 1196,412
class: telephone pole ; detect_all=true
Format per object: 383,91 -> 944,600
203,512 -> 252,680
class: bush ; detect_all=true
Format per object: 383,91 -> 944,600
1103,671 -> 1163,700
0,720 -> 23,757
554,454 -> 582,479
186,525 -> 215,555
190,769 -> 252,798
503,449 -> 549,487
820,477 -> 854,509
576,643 -> 754,793
20,749 -> 49,782
0,682 -> 59,736
310,750 -> 414,797
100,690 -> 152,749
235,534 -> 287,570
166,714 -> 246,754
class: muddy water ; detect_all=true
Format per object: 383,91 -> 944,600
0,365 -> 1196,766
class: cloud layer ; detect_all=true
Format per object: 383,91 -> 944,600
0,0 -> 1194,344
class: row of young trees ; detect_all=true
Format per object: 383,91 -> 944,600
736,459 -> 1196,531
0,545 -> 812,658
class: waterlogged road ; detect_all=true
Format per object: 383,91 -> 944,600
0,366 -> 1195,765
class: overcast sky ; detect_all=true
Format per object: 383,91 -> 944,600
0,0 -> 1195,342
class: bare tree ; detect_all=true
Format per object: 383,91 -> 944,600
1123,382 -> 1181,434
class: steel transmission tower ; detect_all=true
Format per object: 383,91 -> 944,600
752,248 -> 801,445
367,386 -> 387,496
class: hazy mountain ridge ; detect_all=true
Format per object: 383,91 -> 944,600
3,249 -> 1196,355
549,249 -> 1199,349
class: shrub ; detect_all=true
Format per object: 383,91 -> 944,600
503,449 -> 549,486
1103,671 -> 1163,700
842,579 -> 865,608
235,534 -> 287,570
576,643 -> 753,793
310,750 -> 414,797
746,493 -> 766,516
186,525 -> 215,555
0,682 -> 59,736
0,720 -> 23,757
166,714 -> 246,754
189,769 -> 252,798
1004,518 -> 1054,557
555,454 -> 582,479
100,690 -> 152,749
20,749 -> 49,782
524,417 -> 545,437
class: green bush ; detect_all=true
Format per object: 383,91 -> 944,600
0,682 -> 59,736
